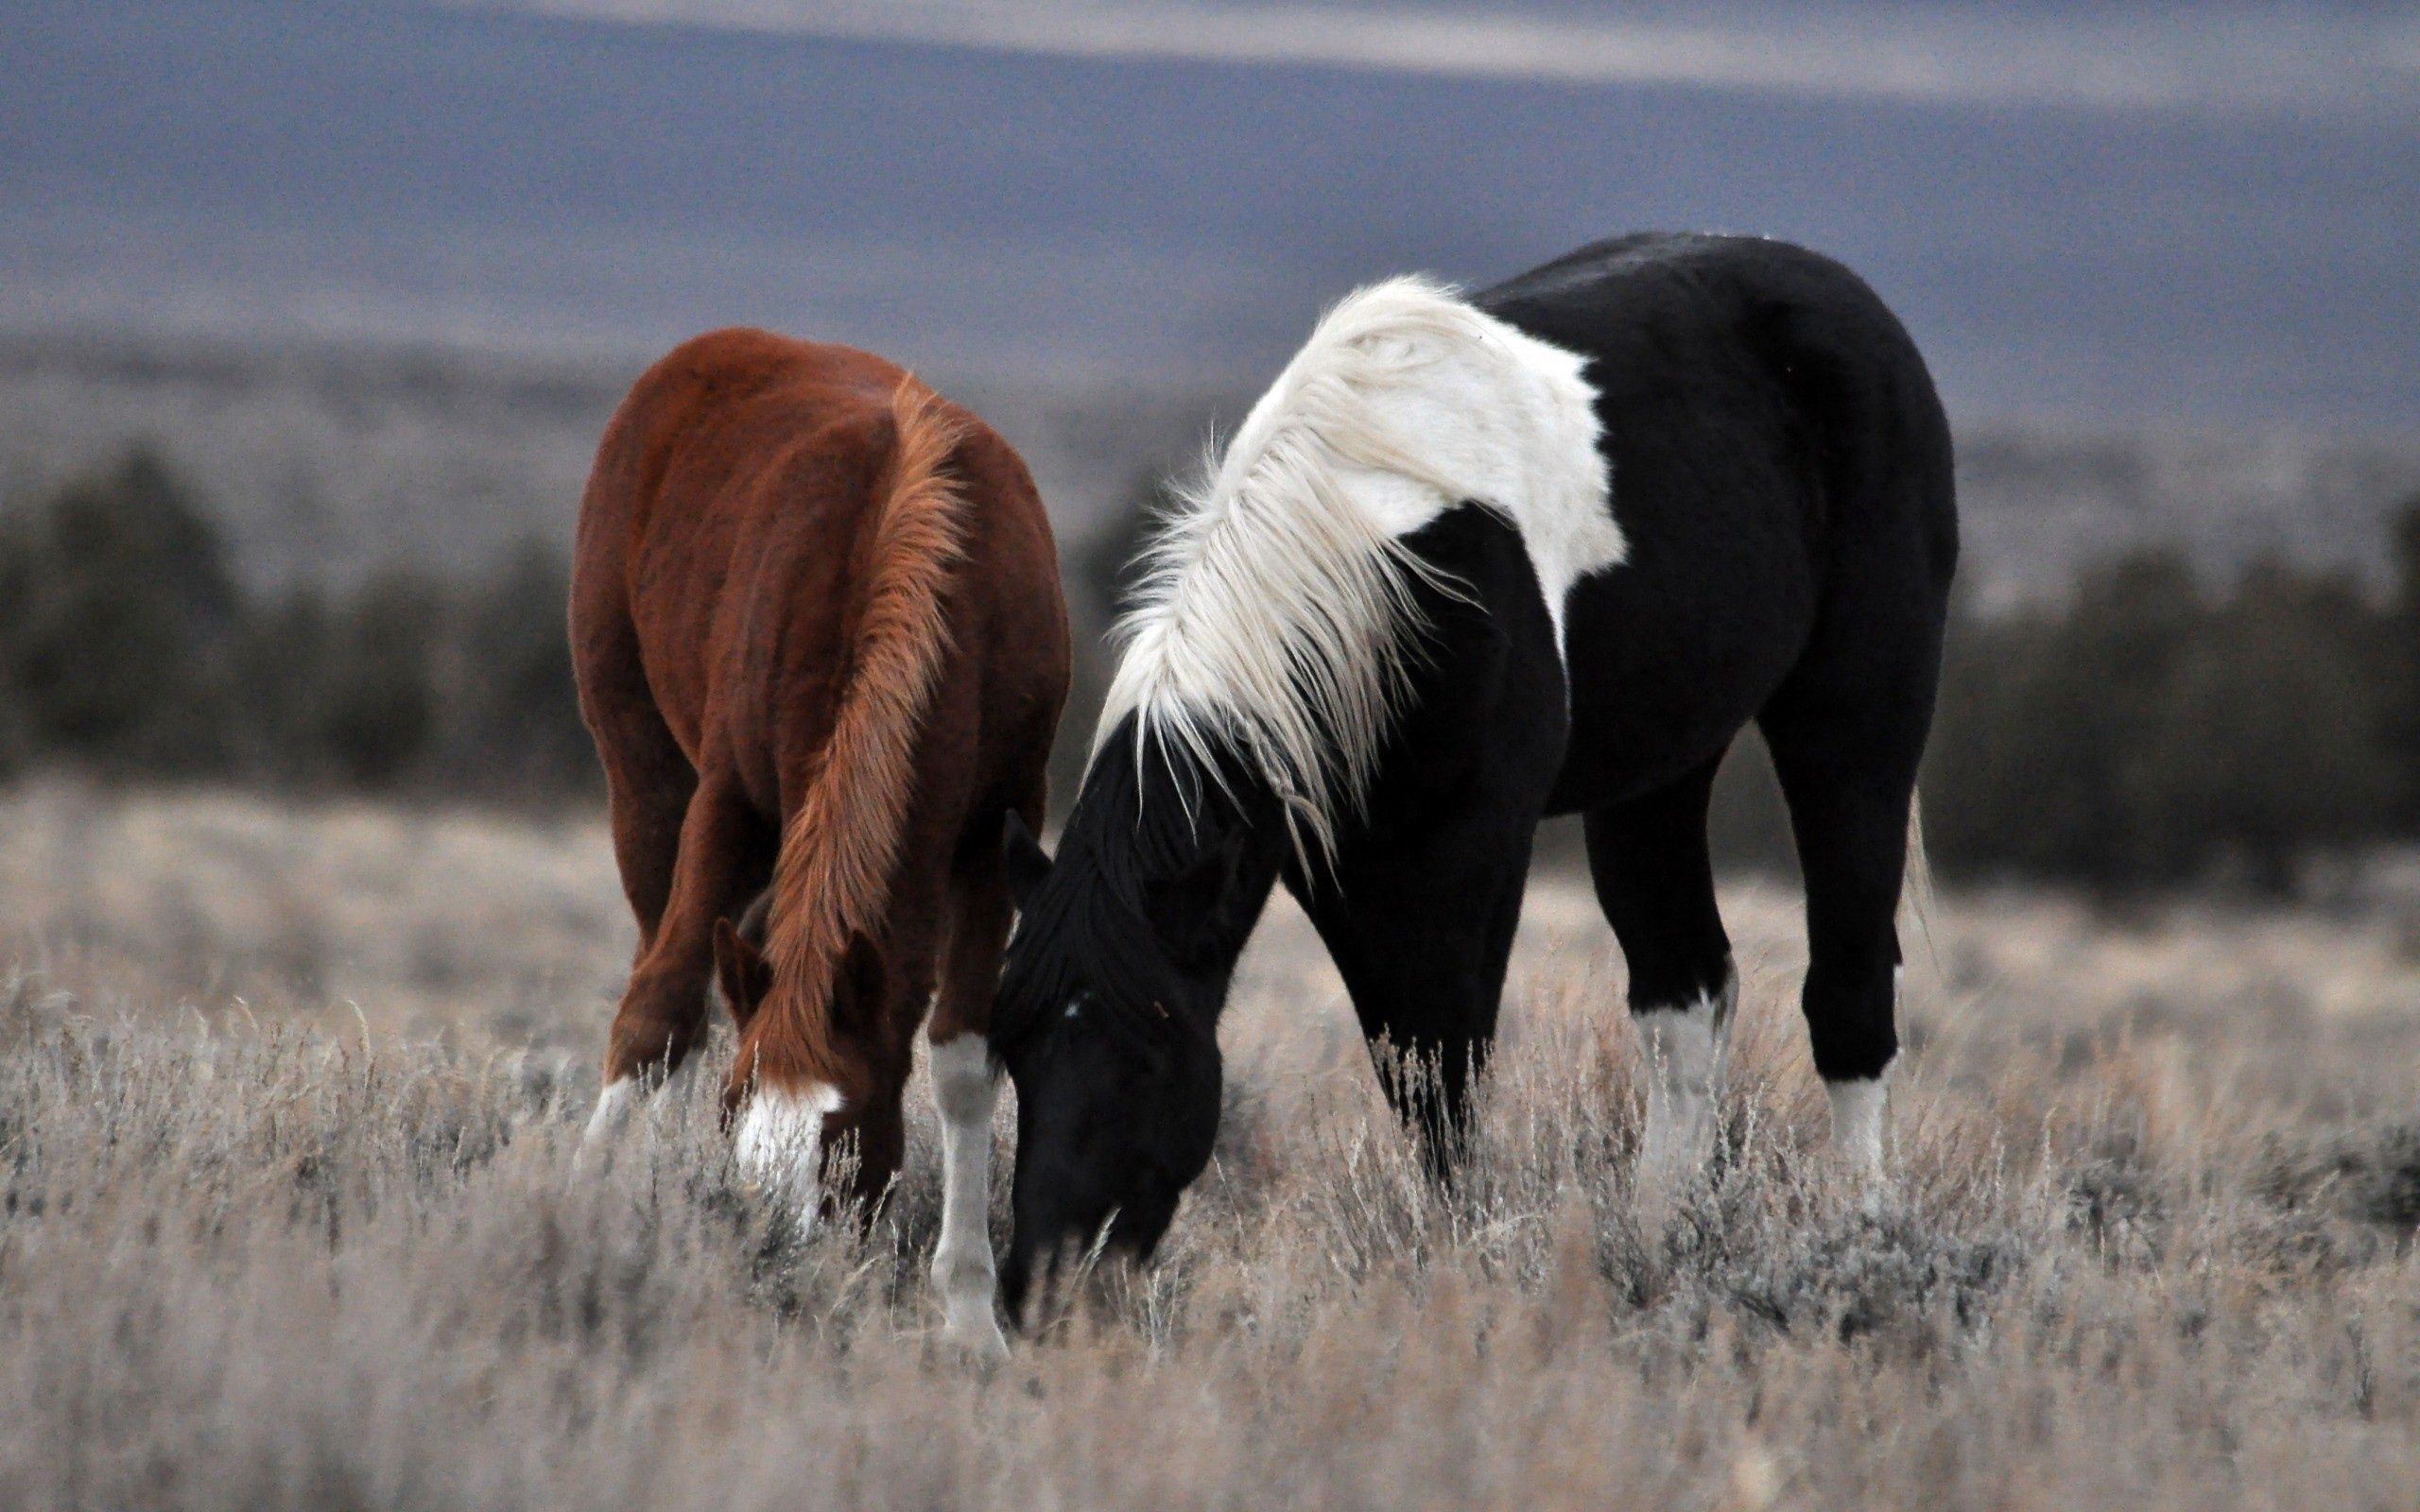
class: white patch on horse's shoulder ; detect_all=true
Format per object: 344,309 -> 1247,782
1096,274 -> 1617,864
734,1082 -> 845,1217
1633,969 -> 1737,1204
1825,1071 -> 1892,1191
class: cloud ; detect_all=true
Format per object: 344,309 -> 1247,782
448,0 -> 2420,113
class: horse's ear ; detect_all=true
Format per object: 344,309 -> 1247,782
1003,810 -> 1053,908
713,917 -> 772,1029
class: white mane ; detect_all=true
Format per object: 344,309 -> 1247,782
1097,274 -> 1620,859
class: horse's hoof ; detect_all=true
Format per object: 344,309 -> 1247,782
940,1316 -> 1011,1367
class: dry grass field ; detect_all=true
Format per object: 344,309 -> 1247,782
2,782 -> 2416,1510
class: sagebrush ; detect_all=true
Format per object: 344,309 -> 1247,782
1,791 -> 2415,1510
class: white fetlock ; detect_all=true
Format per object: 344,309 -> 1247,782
938,1295 -> 1011,1365
1633,971 -> 1736,1211
575,1076 -> 644,1171
1825,1072 -> 1892,1209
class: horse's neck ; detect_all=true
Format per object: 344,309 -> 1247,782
1190,836 -> 1286,1017
1076,731 -> 1289,1018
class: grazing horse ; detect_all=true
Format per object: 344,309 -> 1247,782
990,233 -> 1958,1315
572,329 -> 1068,1357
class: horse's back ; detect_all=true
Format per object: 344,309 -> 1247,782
1478,234 -> 1957,809
575,329 -> 905,589
572,332 -> 898,760
571,329 -> 1066,808
1482,233 -> 1954,573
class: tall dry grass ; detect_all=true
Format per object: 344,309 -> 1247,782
1,785 -> 2415,1510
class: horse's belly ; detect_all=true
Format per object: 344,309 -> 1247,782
1544,559 -> 1814,812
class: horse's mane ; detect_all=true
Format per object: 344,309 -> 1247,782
1097,275 -> 1616,862
757,378 -> 966,1087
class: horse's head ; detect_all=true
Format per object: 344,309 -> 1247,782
710,919 -> 903,1215
989,787 -> 1275,1321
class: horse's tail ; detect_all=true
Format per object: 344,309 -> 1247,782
1899,796 -> 1939,971
754,379 -> 969,1088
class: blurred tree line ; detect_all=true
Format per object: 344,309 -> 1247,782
0,452 -> 595,801
1919,538 -> 2415,893
6,452 -> 2420,894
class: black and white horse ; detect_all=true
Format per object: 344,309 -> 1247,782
990,233 -> 1958,1316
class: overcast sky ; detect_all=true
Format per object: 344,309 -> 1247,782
460,1 -> 2420,112
7,1 -> 2417,425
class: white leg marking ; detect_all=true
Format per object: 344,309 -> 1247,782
928,1035 -> 1009,1361
734,1082 -> 845,1227
1825,1070 -> 1892,1199
1634,968 -> 1737,1207
585,1077 -> 640,1139
575,1076 -> 642,1170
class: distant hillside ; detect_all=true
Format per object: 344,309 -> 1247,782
3,335 -> 2416,606
8,0 -> 2419,425
1956,428 -> 2420,607
0,334 -> 1236,589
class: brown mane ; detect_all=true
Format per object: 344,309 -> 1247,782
755,380 -> 968,1088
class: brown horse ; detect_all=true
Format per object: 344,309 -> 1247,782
570,329 -> 1067,1356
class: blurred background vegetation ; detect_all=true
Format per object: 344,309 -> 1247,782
0,451 -> 588,802
4,447 -> 2419,897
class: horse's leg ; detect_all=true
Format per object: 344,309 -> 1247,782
1298,809 -> 1538,1182
597,716 -> 695,955
593,765 -> 772,1138
575,604 -> 700,1141
575,584 -> 696,951
1758,684 -> 1932,1192
922,810 -> 1022,1362
1582,755 -> 1735,1204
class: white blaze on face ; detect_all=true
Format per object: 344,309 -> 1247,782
1634,970 -> 1737,1208
734,1082 -> 845,1223
927,1034 -> 1009,1362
